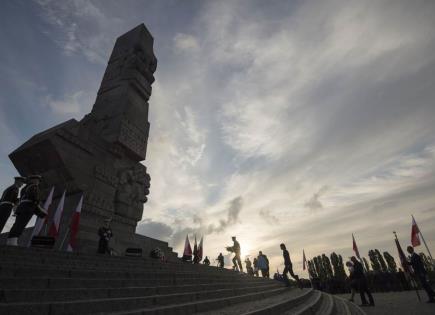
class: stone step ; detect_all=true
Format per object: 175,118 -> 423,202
316,293 -> 335,315
0,284 -> 283,315
107,287 -> 289,315
333,296 -> 352,315
282,290 -> 323,315
1,282 -> 280,303
0,275 -> 269,290
342,299 -> 366,315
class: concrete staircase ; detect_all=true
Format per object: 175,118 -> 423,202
0,246 -> 364,315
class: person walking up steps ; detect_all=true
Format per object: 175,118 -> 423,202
351,256 -> 375,307
280,243 -> 302,288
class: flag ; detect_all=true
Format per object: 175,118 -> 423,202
352,233 -> 361,260
303,249 -> 307,270
198,236 -> 203,261
182,234 -> 192,260
411,216 -> 421,247
48,190 -> 66,238
395,236 -> 411,273
28,186 -> 54,246
67,194 -> 83,252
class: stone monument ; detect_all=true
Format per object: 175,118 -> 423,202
6,24 -> 174,256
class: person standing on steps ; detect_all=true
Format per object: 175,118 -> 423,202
253,257 -> 259,276
245,257 -> 254,275
217,253 -> 225,268
407,246 -> 435,303
350,256 -> 375,307
346,261 -> 357,302
280,243 -> 301,287
0,176 -> 26,233
226,236 -> 243,272
203,256 -> 210,265
7,175 -> 45,246
257,251 -> 270,278
98,218 -> 114,254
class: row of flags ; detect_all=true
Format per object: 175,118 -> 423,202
302,215 -> 433,273
183,234 -> 204,261
28,187 -> 83,252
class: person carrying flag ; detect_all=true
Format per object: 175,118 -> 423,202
0,176 -> 25,233
407,246 -> 435,303
350,256 -> 375,307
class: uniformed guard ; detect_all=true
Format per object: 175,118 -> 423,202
98,218 -> 113,254
7,175 -> 45,246
0,176 -> 26,233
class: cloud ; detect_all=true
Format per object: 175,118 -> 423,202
259,209 -> 279,225
44,90 -> 91,115
304,186 -> 329,211
136,219 -> 173,241
173,33 -> 200,53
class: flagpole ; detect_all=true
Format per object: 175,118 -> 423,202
412,215 -> 433,263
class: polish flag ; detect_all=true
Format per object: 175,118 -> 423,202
28,187 -> 54,246
303,250 -> 307,270
395,236 -> 411,273
197,236 -> 203,261
48,190 -> 66,238
352,234 -> 361,260
411,216 -> 421,247
182,235 -> 192,260
67,195 -> 83,252
193,235 -> 198,257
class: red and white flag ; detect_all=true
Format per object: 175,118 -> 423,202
182,235 -> 192,259
48,190 -> 66,238
193,235 -> 198,257
198,236 -> 203,261
411,215 -> 421,247
303,249 -> 307,270
67,195 -> 83,252
352,233 -> 361,260
28,186 -> 54,246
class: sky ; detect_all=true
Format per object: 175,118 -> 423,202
1,0 -> 435,275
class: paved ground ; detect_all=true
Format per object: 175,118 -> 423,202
339,290 -> 435,315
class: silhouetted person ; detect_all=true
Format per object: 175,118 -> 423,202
98,218 -> 113,254
227,236 -> 243,272
217,253 -> 224,268
407,246 -> 435,303
346,261 -> 357,302
257,251 -> 270,278
280,244 -> 301,287
203,256 -> 210,266
351,256 -> 374,307
253,257 -> 259,276
7,175 -> 45,246
245,257 -> 254,275
0,176 -> 25,233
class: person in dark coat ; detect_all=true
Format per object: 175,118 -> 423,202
0,176 -> 25,233
7,175 -> 44,246
346,261 -> 358,302
351,256 -> 375,307
227,236 -> 243,272
203,256 -> 210,265
407,246 -> 435,303
280,243 -> 301,287
217,253 -> 224,268
98,218 -> 113,254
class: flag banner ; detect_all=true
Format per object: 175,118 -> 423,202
183,235 -> 192,258
303,250 -> 307,270
67,194 -> 83,252
352,234 -> 361,259
48,190 -> 66,238
411,216 -> 421,247
28,187 -> 54,246
395,237 -> 411,273
198,236 -> 203,261
193,235 -> 198,256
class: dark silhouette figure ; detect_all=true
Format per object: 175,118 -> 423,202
203,256 -> 210,265
98,218 -> 113,254
245,257 -> 254,275
8,175 -> 45,245
253,257 -> 259,276
351,256 -> 375,307
0,176 -> 25,233
257,251 -> 270,278
217,253 -> 224,268
280,243 -> 301,287
227,236 -> 243,272
407,246 -> 435,303
346,261 -> 358,302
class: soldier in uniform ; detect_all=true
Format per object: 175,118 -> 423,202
98,218 -> 113,254
227,236 -> 243,272
0,176 -> 26,233
7,175 -> 44,246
